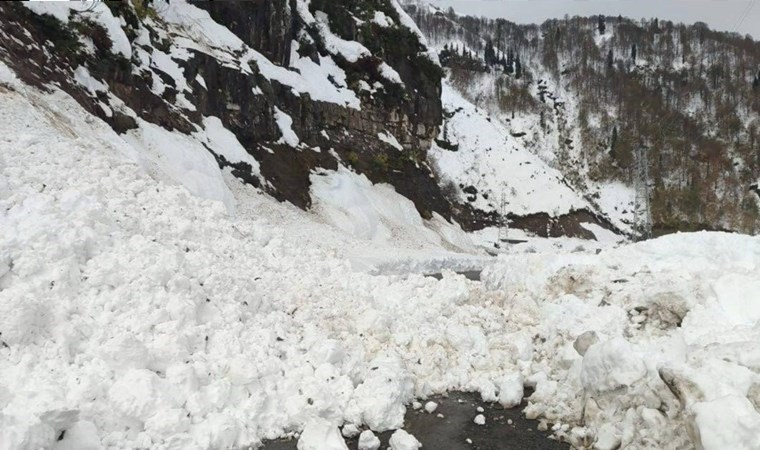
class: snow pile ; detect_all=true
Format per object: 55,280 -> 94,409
483,231 -> 760,449
0,83 -> 505,449
310,166 -> 475,254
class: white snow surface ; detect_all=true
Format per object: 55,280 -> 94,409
0,76 -> 489,449
430,83 -> 590,217
2,26 -> 760,450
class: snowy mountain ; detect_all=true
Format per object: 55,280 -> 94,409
4,2 -> 760,450
405,1 -> 760,236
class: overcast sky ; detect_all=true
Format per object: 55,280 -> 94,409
428,0 -> 760,38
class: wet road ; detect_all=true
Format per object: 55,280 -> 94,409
262,391 -> 569,450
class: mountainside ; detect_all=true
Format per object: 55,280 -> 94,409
0,0 -> 450,217
405,1 -> 760,236
0,0 -> 621,246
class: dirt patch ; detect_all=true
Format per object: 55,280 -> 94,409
262,391 -> 569,450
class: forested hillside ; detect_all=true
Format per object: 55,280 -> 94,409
406,2 -> 760,236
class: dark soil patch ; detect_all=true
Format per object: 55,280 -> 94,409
262,391 -> 569,450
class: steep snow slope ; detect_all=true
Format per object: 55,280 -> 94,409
431,83 -> 588,217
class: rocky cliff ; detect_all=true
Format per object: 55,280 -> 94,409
0,0 -> 451,219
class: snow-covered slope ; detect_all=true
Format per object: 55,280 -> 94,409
431,83 -> 589,217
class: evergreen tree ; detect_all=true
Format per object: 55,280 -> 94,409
484,39 -> 496,66
598,16 -> 606,35
631,44 -> 637,62
607,49 -> 614,71
515,54 -> 523,79
754,70 -> 760,90
610,126 -> 618,157
506,49 -> 514,74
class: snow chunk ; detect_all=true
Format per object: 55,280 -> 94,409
349,355 -> 414,431
581,338 -> 646,393
372,11 -> 394,27
497,373 -> 524,408
712,273 -> 760,326
692,396 -> 760,450
473,414 -> 486,425
297,419 -> 349,450
424,401 -> 438,413
358,430 -> 381,450
108,369 -> 181,419
389,430 -> 422,450
274,107 -> 300,147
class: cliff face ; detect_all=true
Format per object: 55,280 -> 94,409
0,0 -> 449,218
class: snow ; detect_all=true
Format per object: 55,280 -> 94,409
196,116 -> 260,173
274,107 -> 300,148
372,11 -> 394,27
309,166 -> 474,253
482,231 -> 760,448
0,81 -> 491,450
378,131 -> 404,151
123,118 -> 236,214
357,430 -> 381,450
473,414 -> 486,425
430,83 -> 589,217
4,17 -> 760,450
390,0 -> 440,65
297,419 -> 348,450
388,430 -> 422,450
290,42 -> 361,110
22,1 -> 131,58
314,11 -> 371,63
73,66 -> 108,96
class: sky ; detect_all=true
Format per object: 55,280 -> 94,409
428,0 -> 760,38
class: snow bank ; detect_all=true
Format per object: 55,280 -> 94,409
483,231 -> 760,448
0,83 -> 508,450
